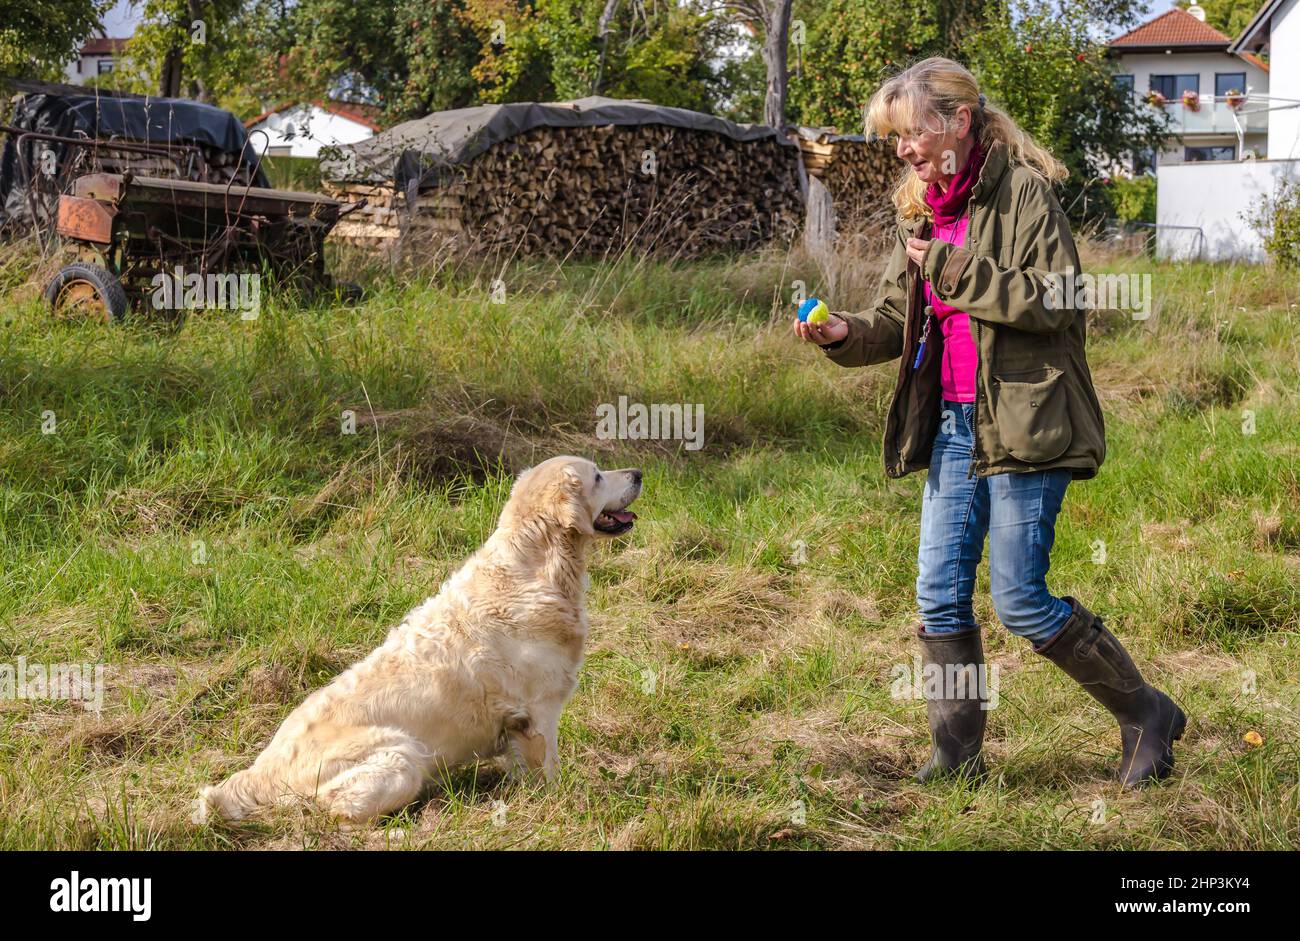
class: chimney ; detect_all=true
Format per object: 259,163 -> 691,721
1187,2 -> 1207,22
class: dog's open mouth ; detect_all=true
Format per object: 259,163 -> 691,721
593,509 -> 637,535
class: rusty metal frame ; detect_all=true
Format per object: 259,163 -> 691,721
51,172 -> 347,312
56,194 -> 116,244
1,123 -> 210,251
3,121 -> 355,314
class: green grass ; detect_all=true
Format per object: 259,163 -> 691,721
0,242 -> 1297,849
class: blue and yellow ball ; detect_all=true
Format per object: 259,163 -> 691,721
797,297 -> 829,324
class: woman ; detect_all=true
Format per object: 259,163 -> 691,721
796,58 -> 1185,787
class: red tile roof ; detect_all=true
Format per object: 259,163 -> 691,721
1109,8 -> 1232,48
80,37 -> 129,55
1240,51 -> 1270,73
244,100 -> 382,133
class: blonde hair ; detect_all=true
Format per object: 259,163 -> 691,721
865,57 -> 1067,220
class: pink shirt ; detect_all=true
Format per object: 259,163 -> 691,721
922,216 -> 977,403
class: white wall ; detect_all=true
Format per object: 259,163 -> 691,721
1157,158 -> 1300,260
246,104 -> 373,159
1268,0 -> 1300,160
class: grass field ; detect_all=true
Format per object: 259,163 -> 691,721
0,239 -> 1296,849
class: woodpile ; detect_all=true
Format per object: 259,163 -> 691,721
794,132 -> 898,231
64,143 -> 262,186
328,122 -> 803,258
325,182 -> 464,250
202,147 -> 264,185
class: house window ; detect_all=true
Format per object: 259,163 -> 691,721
1113,74 -> 1135,96
97,59 -> 115,74
1185,144 -> 1235,162
1215,73 -> 1246,98
1150,74 -> 1200,99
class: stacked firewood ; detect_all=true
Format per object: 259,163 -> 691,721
203,146 -> 263,185
328,123 -> 803,258
62,143 -> 262,185
324,181 -> 465,249
795,134 -> 899,230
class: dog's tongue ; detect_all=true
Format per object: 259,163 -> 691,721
608,510 -> 636,524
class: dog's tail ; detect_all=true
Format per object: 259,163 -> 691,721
193,769 -> 274,825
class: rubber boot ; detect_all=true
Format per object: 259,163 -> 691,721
915,624 -> 989,782
1034,597 -> 1187,788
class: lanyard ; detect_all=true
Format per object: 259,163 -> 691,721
912,305 -> 934,370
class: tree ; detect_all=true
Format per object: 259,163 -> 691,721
782,0 -> 994,130
964,0 -> 1168,223
280,0 -> 481,118
0,0 -> 111,80
786,0 -> 945,131
461,0 -> 729,112
721,0 -> 793,127
114,0 -> 267,111
1176,0 -> 1261,41
780,0 -> 1165,222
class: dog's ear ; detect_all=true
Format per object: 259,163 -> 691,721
555,465 -> 595,536
502,462 -> 592,536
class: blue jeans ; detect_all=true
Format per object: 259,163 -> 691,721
916,400 -> 1073,644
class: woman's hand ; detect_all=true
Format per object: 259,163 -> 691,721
793,311 -> 849,346
906,237 -> 932,268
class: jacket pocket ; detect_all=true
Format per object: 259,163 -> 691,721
992,366 -> 1071,463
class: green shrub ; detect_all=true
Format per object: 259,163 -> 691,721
259,155 -> 322,193
1110,174 -> 1156,224
1244,179 -> 1300,268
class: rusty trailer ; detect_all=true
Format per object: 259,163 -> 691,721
46,171 -> 361,321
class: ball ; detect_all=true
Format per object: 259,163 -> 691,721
797,297 -> 829,323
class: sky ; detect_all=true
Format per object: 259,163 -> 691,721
100,0 -> 142,37
96,0 -> 1188,39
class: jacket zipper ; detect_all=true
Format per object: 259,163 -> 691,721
963,204 -> 981,479
890,228 -> 927,476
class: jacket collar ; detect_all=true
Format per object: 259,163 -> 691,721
969,139 -> 1009,205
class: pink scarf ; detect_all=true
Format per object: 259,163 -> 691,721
925,142 -> 985,226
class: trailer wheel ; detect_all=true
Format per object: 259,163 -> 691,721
45,263 -> 129,323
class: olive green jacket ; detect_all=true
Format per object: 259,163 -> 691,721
821,141 -> 1106,480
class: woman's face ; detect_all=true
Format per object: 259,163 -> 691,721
894,106 -> 972,186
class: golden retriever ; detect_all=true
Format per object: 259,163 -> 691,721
196,456 -> 641,825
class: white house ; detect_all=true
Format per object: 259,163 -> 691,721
62,37 -> 130,85
1108,3 -> 1270,168
244,101 -> 380,159
61,1 -> 139,84
1156,0 -> 1300,261
1234,0 -> 1300,159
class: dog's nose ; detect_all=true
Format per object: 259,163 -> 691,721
630,469 -> 643,485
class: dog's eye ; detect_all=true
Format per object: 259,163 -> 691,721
595,472 -> 602,484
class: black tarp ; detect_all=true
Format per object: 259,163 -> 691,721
319,96 -> 794,192
0,80 -> 267,226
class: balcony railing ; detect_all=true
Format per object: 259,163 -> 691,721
1153,99 -> 1268,134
